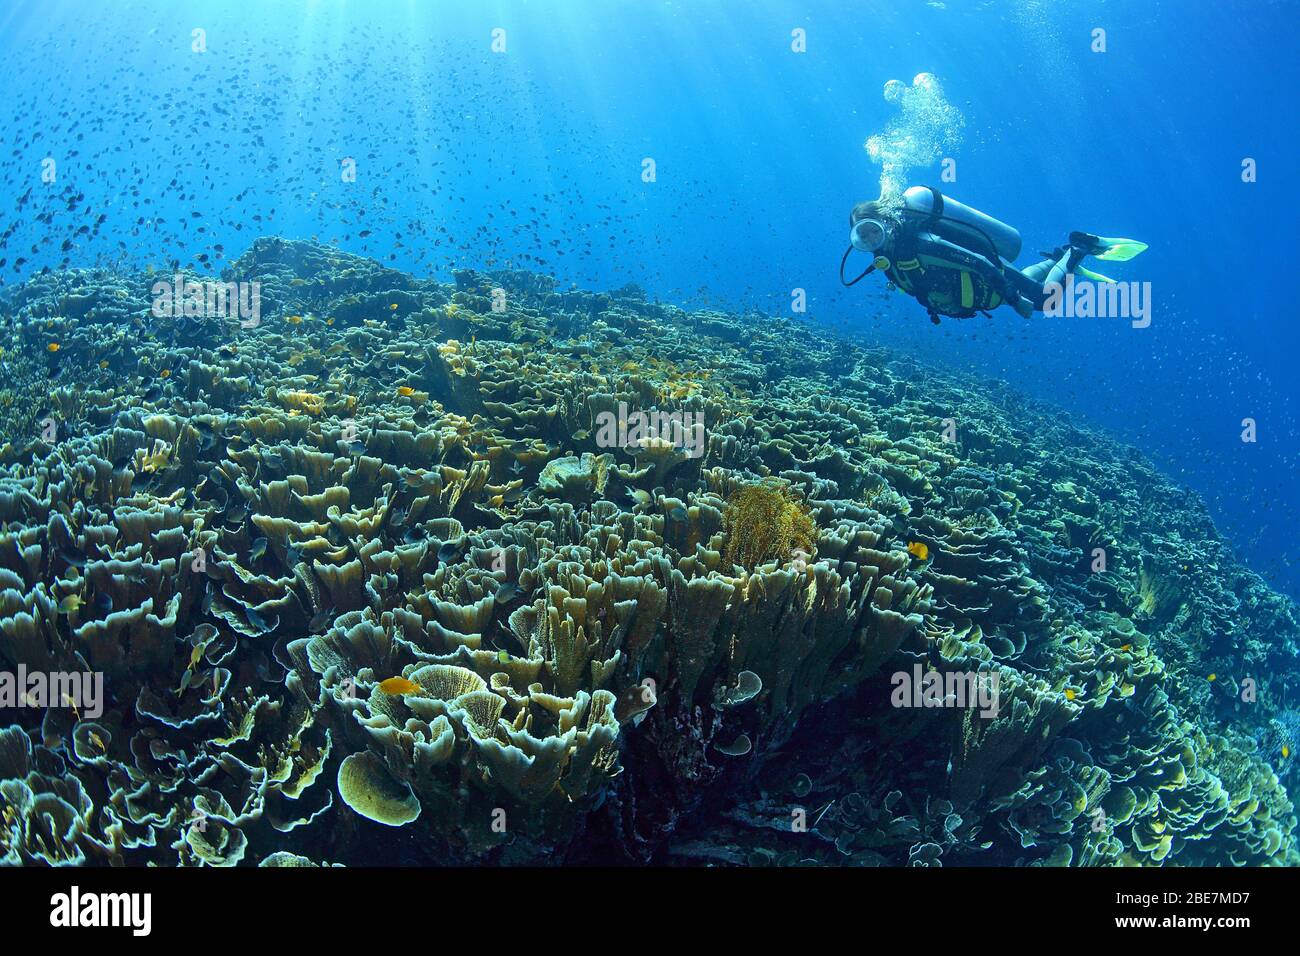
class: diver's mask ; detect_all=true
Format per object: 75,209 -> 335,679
849,217 -> 888,253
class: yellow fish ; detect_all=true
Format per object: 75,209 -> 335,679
397,386 -> 416,397
378,676 -> 422,695
286,314 -> 303,324
1283,744 -> 1291,760
159,369 -> 170,379
390,303 -> 399,311
47,342 -> 61,352
1064,688 -> 1078,701
907,541 -> 929,561
1207,673 -> 1217,682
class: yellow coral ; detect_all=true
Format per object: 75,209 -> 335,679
723,479 -> 816,571
278,390 -> 325,416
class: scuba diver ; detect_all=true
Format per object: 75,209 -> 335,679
842,185 -> 1147,323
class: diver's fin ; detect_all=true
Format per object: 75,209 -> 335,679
1076,266 -> 1117,283
1070,231 -> 1148,261
1091,236 -> 1148,262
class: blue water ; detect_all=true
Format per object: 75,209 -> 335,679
2,0 -> 1296,596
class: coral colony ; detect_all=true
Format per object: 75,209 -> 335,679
1,237 -> 1296,866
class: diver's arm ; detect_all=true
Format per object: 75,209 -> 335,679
913,233 -> 1007,284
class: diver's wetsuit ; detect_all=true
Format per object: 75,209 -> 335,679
880,209 -> 1086,321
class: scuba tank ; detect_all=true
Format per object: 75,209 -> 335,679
901,186 -> 1022,263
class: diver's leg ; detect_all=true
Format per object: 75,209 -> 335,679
1021,258 -> 1056,284
1002,265 -> 1051,314
1012,245 -> 1087,311
1044,246 -> 1087,286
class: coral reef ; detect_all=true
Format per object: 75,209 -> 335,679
0,237 -> 1295,866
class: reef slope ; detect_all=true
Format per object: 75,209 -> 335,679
1,237 -> 1296,866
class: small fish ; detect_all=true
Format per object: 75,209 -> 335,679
285,314 -> 303,324
93,591 -> 113,613
246,606 -> 268,631
438,541 -> 464,564
249,537 -> 268,562
57,546 -> 87,568
378,676 -> 422,695
907,541 -> 930,561
496,650 -> 510,664
397,386 -> 416,397
626,488 -> 651,508
667,505 -> 688,523
389,303 -> 399,310
308,605 -> 336,633
47,342 -> 61,352
1207,673 -> 1217,682
1120,644 -> 1132,652
57,594 -> 84,614
159,368 -> 170,379
1284,744 -> 1292,760
494,581 -> 522,604
1064,688 -> 1077,701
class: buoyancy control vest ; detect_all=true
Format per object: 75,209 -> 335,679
882,187 -> 1024,322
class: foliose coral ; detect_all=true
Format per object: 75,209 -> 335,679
0,237 -> 1295,866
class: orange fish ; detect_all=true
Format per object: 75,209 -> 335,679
907,541 -> 929,561
378,676 -> 422,695
159,369 -> 171,378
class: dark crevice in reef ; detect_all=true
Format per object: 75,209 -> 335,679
0,237 -> 1296,867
